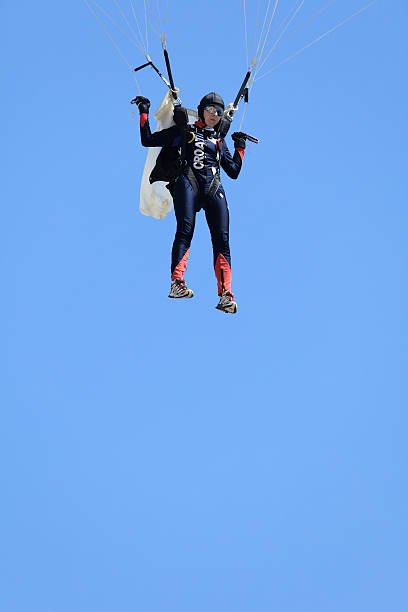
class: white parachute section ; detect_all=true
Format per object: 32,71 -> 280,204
139,90 -> 198,220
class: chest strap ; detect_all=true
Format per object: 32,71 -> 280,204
179,127 -> 222,198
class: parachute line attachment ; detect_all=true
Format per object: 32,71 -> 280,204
133,59 -> 170,88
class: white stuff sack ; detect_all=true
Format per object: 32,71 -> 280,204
139,91 -> 198,220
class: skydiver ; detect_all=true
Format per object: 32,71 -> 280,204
134,92 -> 247,314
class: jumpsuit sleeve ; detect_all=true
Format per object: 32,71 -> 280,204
140,114 -> 181,147
220,140 -> 244,179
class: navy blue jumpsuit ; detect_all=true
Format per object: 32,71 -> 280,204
140,112 -> 244,296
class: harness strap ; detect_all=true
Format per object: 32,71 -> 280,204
179,126 -> 199,195
207,137 -> 222,198
207,173 -> 220,198
183,165 -> 200,195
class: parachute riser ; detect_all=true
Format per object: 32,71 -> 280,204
133,52 -> 181,105
216,70 -> 252,139
163,49 -> 179,102
133,60 -> 170,89
233,71 -> 251,108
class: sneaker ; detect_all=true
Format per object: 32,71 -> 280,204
169,278 -> 194,299
216,290 -> 237,314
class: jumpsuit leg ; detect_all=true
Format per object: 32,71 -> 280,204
171,175 -> 199,280
204,188 -> 234,297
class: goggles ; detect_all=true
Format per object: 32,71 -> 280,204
204,105 -> 224,116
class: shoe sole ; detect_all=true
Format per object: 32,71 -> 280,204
168,291 -> 194,299
216,303 -> 238,314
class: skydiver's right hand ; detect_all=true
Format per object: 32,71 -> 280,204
173,105 -> 189,127
132,96 -> 151,114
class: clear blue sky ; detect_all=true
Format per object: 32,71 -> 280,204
3,1 -> 407,611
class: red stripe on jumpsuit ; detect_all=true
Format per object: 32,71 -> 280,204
236,147 -> 245,162
172,248 -> 190,281
215,253 -> 233,298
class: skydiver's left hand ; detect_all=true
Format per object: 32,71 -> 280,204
224,103 -> 238,121
132,96 -> 151,114
231,132 -> 247,149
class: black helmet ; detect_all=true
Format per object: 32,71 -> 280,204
198,92 -> 225,120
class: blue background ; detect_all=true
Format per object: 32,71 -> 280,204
3,1 -> 407,611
